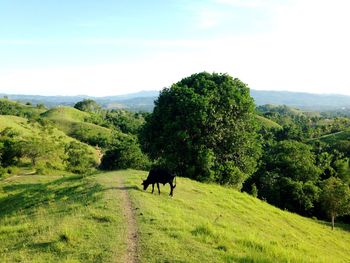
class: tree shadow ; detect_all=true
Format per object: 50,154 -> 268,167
315,219 -> 350,232
104,186 -> 140,191
0,175 -> 104,219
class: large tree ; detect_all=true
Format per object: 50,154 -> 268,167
249,140 -> 321,215
74,99 -> 101,113
140,72 -> 261,189
320,177 -> 350,230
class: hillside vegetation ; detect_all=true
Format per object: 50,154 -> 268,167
255,115 -> 282,129
0,170 -> 349,262
41,107 -> 114,147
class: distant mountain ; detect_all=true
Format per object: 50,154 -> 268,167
250,90 -> 350,111
2,89 -> 350,112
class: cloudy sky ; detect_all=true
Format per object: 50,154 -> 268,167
0,0 -> 349,96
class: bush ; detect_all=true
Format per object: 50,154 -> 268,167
100,135 -> 150,170
65,141 -> 96,174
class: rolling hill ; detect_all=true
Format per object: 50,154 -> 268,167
255,115 -> 282,129
0,114 -> 101,168
41,106 -> 114,147
0,170 -> 349,262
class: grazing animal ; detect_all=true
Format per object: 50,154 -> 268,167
142,168 -> 176,196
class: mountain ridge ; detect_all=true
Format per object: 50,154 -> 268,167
2,89 -> 350,112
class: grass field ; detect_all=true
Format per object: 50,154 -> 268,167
1,170 -> 349,263
41,106 -> 114,145
0,173 -> 128,263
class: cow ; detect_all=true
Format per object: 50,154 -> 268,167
141,168 -> 176,196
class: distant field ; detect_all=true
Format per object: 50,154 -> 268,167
2,171 -> 349,262
316,129 -> 350,143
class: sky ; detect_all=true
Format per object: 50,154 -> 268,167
0,0 -> 350,96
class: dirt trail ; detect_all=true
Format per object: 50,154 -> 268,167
116,176 -> 139,263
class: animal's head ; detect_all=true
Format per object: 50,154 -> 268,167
141,179 -> 149,190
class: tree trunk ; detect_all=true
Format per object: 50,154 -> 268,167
331,214 -> 335,230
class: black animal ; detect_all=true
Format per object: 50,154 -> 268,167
142,168 -> 176,196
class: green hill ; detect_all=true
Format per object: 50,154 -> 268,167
0,98 -> 45,118
1,170 -> 348,262
0,115 -> 100,166
41,106 -> 90,122
41,106 -> 113,147
255,115 -> 282,129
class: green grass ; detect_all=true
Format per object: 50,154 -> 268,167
41,106 -> 90,122
316,129 -> 350,144
41,107 -> 113,146
1,170 -> 349,262
0,99 -> 46,117
123,171 -> 350,263
255,115 -> 282,130
0,173 -> 128,263
0,115 -> 32,136
0,115 -> 100,166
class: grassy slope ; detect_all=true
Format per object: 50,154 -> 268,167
0,115 -> 32,136
124,171 -> 350,263
0,173 -> 127,263
41,107 -> 111,136
0,115 -> 100,164
0,98 -> 46,115
1,171 -> 349,263
255,115 -> 282,130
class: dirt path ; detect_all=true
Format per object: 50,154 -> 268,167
116,176 -> 139,263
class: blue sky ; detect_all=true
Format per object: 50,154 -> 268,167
1,0 -> 350,96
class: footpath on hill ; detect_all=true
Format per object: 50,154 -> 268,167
114,176 -> 139,263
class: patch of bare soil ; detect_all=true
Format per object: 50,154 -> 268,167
116,177 -> 139,263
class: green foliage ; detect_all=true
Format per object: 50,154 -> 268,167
100,134 -> 150,170
0,128 -> 22,166
140,72 -> 261,189
320,177 -> 350,229
0,99 -> 44,120
74,99 -> 102,113
64,141 -> 96,174
251,140 -> 321,215
105,110 -> 146,134
20,136 -> 57,166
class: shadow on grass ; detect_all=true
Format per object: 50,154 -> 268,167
104,186 -> 140,191
315,219 -> 350,232
0,175 -> 104,219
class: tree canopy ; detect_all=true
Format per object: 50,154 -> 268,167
140,72 -> 261,189
74,99 -> 101,113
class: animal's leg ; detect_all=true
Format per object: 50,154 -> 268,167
151,183 -> 154,193
157,182 -> 160,194
169,182 -> 174,196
